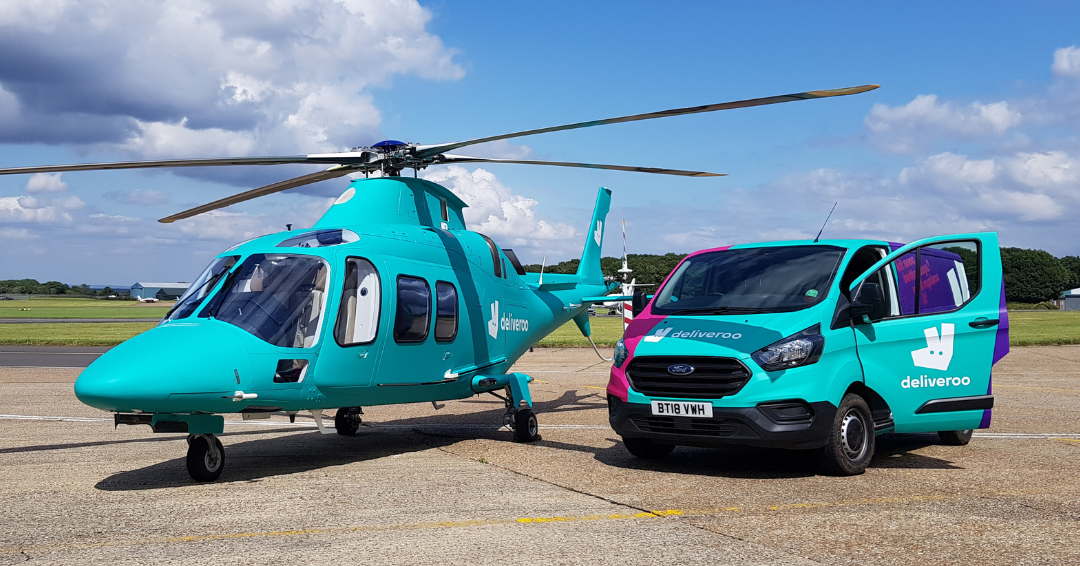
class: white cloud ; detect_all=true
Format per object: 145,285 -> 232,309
0,196 -> 71,223
421,166 -> 578,255
170,209 -> 278,241
24,172 -> 69,193
1052,46 -> 1080,78
866,94 -> 1022,153
0,0 -> 464,160
0,81 -> 18,122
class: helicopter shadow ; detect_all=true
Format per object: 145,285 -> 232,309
94,390 -> 606,490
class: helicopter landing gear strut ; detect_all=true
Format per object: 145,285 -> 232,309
498,373 -> 540,443
186,434 -> 225,482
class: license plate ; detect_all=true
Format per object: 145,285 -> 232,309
650,400 -> 713,418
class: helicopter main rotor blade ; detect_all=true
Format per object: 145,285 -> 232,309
415,85 -> 879,158
0,152 -> 373,176
159,166 -> 356,223
439,154 -> 724,177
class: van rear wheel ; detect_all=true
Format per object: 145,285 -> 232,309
816,393 -> 875,475
938,429 -> 973,445
622,437 -> 675,460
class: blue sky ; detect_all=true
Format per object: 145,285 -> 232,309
2,1 -> 1079,285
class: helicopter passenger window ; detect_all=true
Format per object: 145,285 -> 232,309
394,275 -> 430,343
206,254 -> 329,348
334,258 -> 381,346
434,281 -> 458,341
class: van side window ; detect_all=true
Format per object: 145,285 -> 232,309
434,281 -> 458,341
394,276 -> 431,343
890,240 -> 980,316
334,258 -> 381,346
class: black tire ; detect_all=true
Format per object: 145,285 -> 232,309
513,408 -> 540,442
938,429 -> 973,446
622,436 -> 675,460
335,407 -> 362,436
816,393 -> 875,475
186,435 -> 225,482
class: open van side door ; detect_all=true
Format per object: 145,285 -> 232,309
847,232 -> 1008,433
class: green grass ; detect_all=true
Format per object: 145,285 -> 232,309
0,322 -> 157,346
1006,311 -> 1080,346
0,297 -> 171,319
1,309 -> 1077,348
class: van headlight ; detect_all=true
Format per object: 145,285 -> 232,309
613,338 -> 629,368
751,325 -> 824,372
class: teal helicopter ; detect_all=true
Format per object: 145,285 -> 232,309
0,85 -> 878,481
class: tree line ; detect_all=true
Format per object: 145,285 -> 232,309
525,248 -> 1080,304
0,279 -> 127,298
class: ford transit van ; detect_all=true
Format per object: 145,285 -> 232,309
606,233 -> 1008,474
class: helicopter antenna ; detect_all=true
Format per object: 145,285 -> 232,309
286,223 -> 292,232
814,202 -> 838,243
538,255 -> 547,286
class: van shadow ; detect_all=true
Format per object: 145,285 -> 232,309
95,390 -> 606,491
871,434 -> 962,469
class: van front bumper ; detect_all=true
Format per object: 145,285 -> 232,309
608,397 -> 837,450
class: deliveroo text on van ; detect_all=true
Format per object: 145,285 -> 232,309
901,375 -> 971,388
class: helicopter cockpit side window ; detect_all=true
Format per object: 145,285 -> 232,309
394,275 -> 431,343
334,258 -> 381,346
205,254 -> 329,348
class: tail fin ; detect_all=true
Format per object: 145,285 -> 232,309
576,187 -> 611,285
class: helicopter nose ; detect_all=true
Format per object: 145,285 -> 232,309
75,323 -> 250,413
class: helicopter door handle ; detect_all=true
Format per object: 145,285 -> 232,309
968,318 -> 999,329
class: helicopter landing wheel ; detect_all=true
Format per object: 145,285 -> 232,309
186,434 -> 225,482
513,408 -> 541,443
335,407 -> 362,436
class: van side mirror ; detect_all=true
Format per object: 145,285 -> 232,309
632,291 -> 648,317
851,283 -> 887,323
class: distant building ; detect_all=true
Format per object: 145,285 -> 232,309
1063,288 -> 1080,311
131,282 -> 190,301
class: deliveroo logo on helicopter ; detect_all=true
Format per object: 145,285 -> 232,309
594,221 -> 603,246
487,301 -> 528,339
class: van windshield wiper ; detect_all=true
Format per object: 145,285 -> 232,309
665,306 -> 771,315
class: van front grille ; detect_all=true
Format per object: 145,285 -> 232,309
626,356 -> 750,399
629,415 -> 739,437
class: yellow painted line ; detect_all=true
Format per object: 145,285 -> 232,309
583,385 -> 606,390
1057,438 -> 1080,443
517,509 -> 682,523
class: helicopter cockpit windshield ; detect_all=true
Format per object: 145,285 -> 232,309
164,255 -> 240,322
201,254 -> 329,348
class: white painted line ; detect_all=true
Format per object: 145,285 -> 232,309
0,414 -> 610,430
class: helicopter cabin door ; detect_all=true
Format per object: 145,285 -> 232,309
313,255 -> 385,388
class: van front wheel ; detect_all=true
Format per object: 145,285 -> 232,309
816,393 -> 875,475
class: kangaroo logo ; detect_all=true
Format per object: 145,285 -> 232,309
593,220 -> 603,246
643,327 -> 673,343
911,323 -> 954,371
488,301 -> 499,339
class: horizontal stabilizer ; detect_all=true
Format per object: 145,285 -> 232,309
581,295 -> 634,303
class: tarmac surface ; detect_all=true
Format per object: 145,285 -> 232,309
0,346 -> 110,368
1,346 -> 1078,565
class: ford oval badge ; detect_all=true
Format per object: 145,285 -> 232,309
667,364 -> 695,375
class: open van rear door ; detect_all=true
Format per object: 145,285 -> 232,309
847,232 -> 1008,433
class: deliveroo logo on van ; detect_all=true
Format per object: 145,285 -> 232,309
911,323 -> 955,371
643,327 -> 673,343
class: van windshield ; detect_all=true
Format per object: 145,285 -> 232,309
652,245 -> 845,315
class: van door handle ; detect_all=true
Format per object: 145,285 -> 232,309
969,318 -> 999,329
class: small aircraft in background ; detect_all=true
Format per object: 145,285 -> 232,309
0,85 -> 878,481
135,297 -> 160,303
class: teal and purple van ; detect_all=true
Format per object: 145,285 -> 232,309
607,232 -> 1008,474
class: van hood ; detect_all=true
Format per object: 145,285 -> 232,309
627,308 -> 824,359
